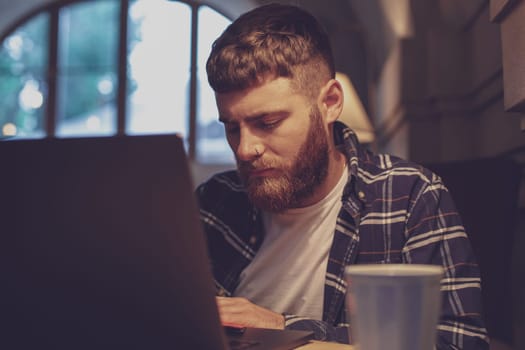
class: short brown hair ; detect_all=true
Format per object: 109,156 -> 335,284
206,3 -> 335,99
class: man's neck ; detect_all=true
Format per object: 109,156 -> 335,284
297,149 -> 347,208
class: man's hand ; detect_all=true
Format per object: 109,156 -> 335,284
216,296 -> 285,330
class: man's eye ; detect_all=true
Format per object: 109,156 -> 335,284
258,120 -> 279,130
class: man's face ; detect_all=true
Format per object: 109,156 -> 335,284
216,77 -> 330,212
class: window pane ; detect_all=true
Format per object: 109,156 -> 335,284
126,0 -> 190,136
56,1 -> 119,137
196,6 -> 233,164
0,13 -> 48,139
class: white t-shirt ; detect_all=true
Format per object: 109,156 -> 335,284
233,167 -> 348,319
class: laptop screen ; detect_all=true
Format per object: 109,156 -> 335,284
0,135 -> 228,349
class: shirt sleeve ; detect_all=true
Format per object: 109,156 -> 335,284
404,173 -> 490,350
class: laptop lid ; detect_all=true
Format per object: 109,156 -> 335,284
0,135 -> 229,350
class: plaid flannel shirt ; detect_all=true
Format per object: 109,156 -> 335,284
196,122 -> 489,349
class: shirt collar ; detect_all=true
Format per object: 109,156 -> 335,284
333,121 -> 361,182
333,121 -> 369,217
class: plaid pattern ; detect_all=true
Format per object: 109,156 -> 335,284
196,122 -> 489,349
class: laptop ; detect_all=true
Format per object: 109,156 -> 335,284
0,135 -> 313,350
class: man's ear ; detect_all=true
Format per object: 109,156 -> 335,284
318,79 -> 343,123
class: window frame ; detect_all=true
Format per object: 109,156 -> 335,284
0,0 -> 230,162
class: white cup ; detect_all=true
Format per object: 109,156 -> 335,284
344,264 -> 443,350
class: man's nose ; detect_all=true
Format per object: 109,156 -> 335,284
235,128 -> 262,162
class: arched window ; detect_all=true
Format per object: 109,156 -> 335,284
0,0 -> 233,164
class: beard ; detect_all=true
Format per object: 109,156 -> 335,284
237,107 -> 330,213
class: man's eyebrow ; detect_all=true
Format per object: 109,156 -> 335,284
219,113 -> 270,124
219,111 -> 288,124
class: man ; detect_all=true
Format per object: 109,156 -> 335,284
197,3 -> 489,349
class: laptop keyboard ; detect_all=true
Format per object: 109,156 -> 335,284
228,339 -> 260,350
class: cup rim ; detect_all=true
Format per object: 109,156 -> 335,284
345,264 -> 444,277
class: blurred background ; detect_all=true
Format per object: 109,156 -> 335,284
0,1 -> 523,349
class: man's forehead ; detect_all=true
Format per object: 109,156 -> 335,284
215,77 -> 303,120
